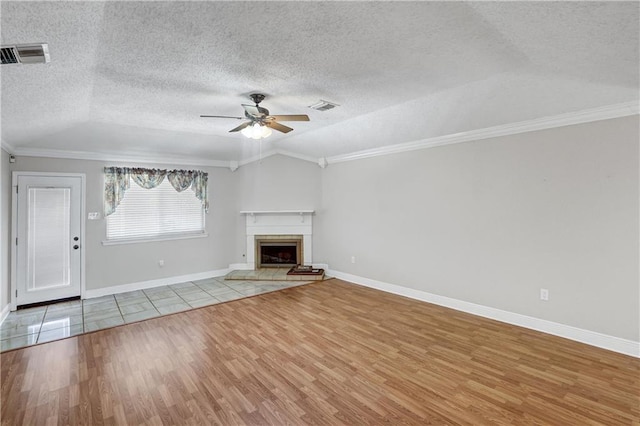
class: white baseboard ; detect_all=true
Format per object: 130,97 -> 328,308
327,269 -> 640,358
84,268 -> 230,299
0,303 -> 10,326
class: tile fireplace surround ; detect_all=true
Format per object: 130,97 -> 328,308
241,210 -> 314,269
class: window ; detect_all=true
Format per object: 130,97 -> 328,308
106,178 -> 205,242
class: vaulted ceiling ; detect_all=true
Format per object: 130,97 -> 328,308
1,2 -> 638,166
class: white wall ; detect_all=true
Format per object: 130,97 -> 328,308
1,149 -> 10,316
6,156 -> 239,291
233,154 -> 322,263
316,116 -> 639,342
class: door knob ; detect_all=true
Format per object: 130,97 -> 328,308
73,245 -> 79,250
73,236 -> 79,241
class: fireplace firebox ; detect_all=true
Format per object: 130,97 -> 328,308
255,235 -> 302,268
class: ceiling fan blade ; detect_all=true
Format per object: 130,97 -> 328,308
266,121 -> 294,134
229,121 -> 252,133
242,104 -> 264,118
269,115 -> 310,122
200,115 -> 243,119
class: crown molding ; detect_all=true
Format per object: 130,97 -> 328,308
4,101 -> 637,168
326,101 -> 640,165
237,149 -> 280,167
7,144 -> 317,170
0,139 -> 16,154
274,149 -> 319,165
7,147 -> 232,168
237,149 -> 319,168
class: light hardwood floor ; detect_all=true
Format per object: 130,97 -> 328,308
1,279 -> 638,425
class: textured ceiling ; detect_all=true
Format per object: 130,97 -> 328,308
1,1 -> 638,165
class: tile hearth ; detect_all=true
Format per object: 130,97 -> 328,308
0,277 -> 312,352
226,267 -> 325,281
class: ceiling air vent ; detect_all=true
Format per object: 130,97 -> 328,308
1,47 -> 19,64
309,100 -> 339,111
1,43 -> 50,65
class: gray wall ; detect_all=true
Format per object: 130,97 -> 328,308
315,116 -> 639,341
1,153 -> 322,295
233,154 -> 322,262
235,154 -> 322,211
7,156 -> 239,290
1,149 -> 10,313
2,117 -> 637,344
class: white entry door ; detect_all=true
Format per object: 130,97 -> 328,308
15,175 -> 83,306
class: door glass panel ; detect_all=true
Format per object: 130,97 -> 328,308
27,187 -> 71,291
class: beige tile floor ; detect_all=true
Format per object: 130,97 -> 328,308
0,277 -> 311,352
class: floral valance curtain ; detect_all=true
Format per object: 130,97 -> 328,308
104,167 -> 209,216
131,168 -> 166,189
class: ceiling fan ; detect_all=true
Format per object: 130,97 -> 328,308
200,93 -> 310,139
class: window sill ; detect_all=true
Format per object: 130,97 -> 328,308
102,232 -> 208,246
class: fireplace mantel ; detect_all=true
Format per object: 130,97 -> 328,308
240,210 -> 314,215
242,210 -> 314,268
241,210 -> 314,223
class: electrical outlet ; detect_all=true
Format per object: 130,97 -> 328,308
351,256 -> 356,264
540,288 -> 549,301
158,260 -> 164,267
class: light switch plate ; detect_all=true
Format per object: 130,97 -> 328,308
540,288 -> 549,301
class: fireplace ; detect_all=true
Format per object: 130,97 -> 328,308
242,211 -> 313,270
255,235 -> 302,268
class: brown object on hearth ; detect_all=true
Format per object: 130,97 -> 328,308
287,265 -> 324,275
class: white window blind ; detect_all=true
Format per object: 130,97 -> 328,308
28,187 -> 71,289
106,178 -> 205,241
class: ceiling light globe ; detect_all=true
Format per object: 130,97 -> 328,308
241,126 -> 252,138
242,122 -> 271,139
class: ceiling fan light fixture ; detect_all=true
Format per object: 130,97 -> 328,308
201,93 -> 308,136
241,122 -> 272,139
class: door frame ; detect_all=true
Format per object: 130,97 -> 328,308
11,171 -> 86,311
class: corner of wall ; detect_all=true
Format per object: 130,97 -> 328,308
0,148 -> 10,317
